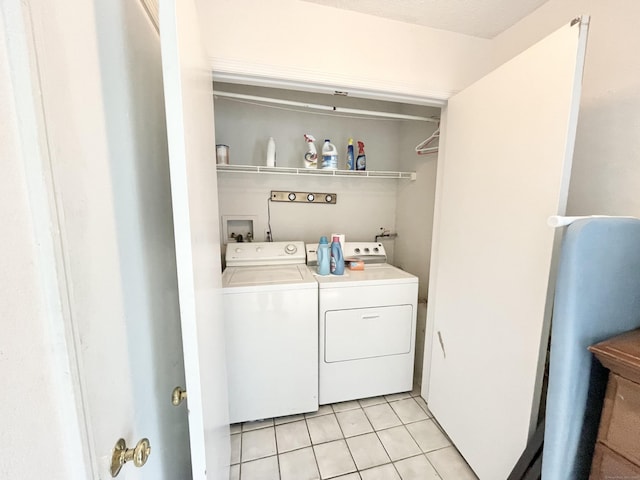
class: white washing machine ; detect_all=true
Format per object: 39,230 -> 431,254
307,242 -> 418,405
222,241 -> 318,423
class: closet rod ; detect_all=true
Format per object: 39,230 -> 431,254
213,90 -> 439,123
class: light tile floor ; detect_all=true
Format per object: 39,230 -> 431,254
229,387 -> 478,480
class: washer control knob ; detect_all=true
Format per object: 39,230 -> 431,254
288,192 -> 296,201
285,244 -> 297,254
364,248 -> 370,253
235,248 -> 242,253
325,194 -> 333,203
307,193 -> 315,202
256,247 -> 263,253
354,248 -> 361,254
374,247 -> 379,253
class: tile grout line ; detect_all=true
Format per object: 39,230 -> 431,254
389,395 -> 446,480
383,394 -> 443,479
337,403 -> 383,477
362,397 -> 402,433
371,427 -> 405,479
368,397 -> 406,480
329,403 -> 360,477
357,453 -> 440,479
273,422 -> 282,480
422,411 -> 479,478
398,396 -> 450,480
424,454 -> 444,480
400,417 -> 446,480
238,422 -> 279,478
401,409 -> 450,452
304,413 -> 322,480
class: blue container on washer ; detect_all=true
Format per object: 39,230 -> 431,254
317,236 -> 330,275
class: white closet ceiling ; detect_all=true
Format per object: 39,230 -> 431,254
299,0 -> 550,38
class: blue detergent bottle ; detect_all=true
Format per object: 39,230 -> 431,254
330,236 -> 345,275
346,138 -> 355,170
317,236 -> 330,275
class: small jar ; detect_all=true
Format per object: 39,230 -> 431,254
216,144 -> 229,165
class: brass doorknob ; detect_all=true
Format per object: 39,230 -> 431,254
110,438 -> 151,477
172,386 -> 187,406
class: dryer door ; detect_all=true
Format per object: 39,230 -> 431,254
325,305 -> 413,362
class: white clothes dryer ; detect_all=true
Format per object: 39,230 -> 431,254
307,242 -> 418,405
223,241 -> 318,423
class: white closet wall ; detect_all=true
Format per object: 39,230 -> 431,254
201,0 -> 492,100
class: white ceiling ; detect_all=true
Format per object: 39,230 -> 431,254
299,0 -> 550,39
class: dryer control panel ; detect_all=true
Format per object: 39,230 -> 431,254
342,243 -> 387,263
306,242 -> 387,266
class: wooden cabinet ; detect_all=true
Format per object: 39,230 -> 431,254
589,329 -> 640,479
591,443 -> 640,479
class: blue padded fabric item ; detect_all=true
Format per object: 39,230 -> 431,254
542,218 -> 640,479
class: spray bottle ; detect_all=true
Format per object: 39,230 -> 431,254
356,141 -> 366,171
346,138 -> 355,170
303,134 -> 318,168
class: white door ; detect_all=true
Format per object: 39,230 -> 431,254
9,0 -> 198,478
425,18 -> 589,479
159,1 -> 230,479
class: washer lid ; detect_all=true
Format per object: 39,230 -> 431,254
223,264 -> 317,291
314,264 -> 417,288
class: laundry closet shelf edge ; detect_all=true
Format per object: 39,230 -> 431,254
216,165 -> 417,180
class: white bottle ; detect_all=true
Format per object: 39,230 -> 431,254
321,139 -> 338,170
266,137 -> 276,167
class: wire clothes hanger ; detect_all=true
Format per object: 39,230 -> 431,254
415,127 -> 440,155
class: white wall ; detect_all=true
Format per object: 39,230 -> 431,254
492,1 -> 640,217
218,173 -> 398,247
203,0 -> 492,101
394,106 -> 439,298
0,9 -> 78,477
